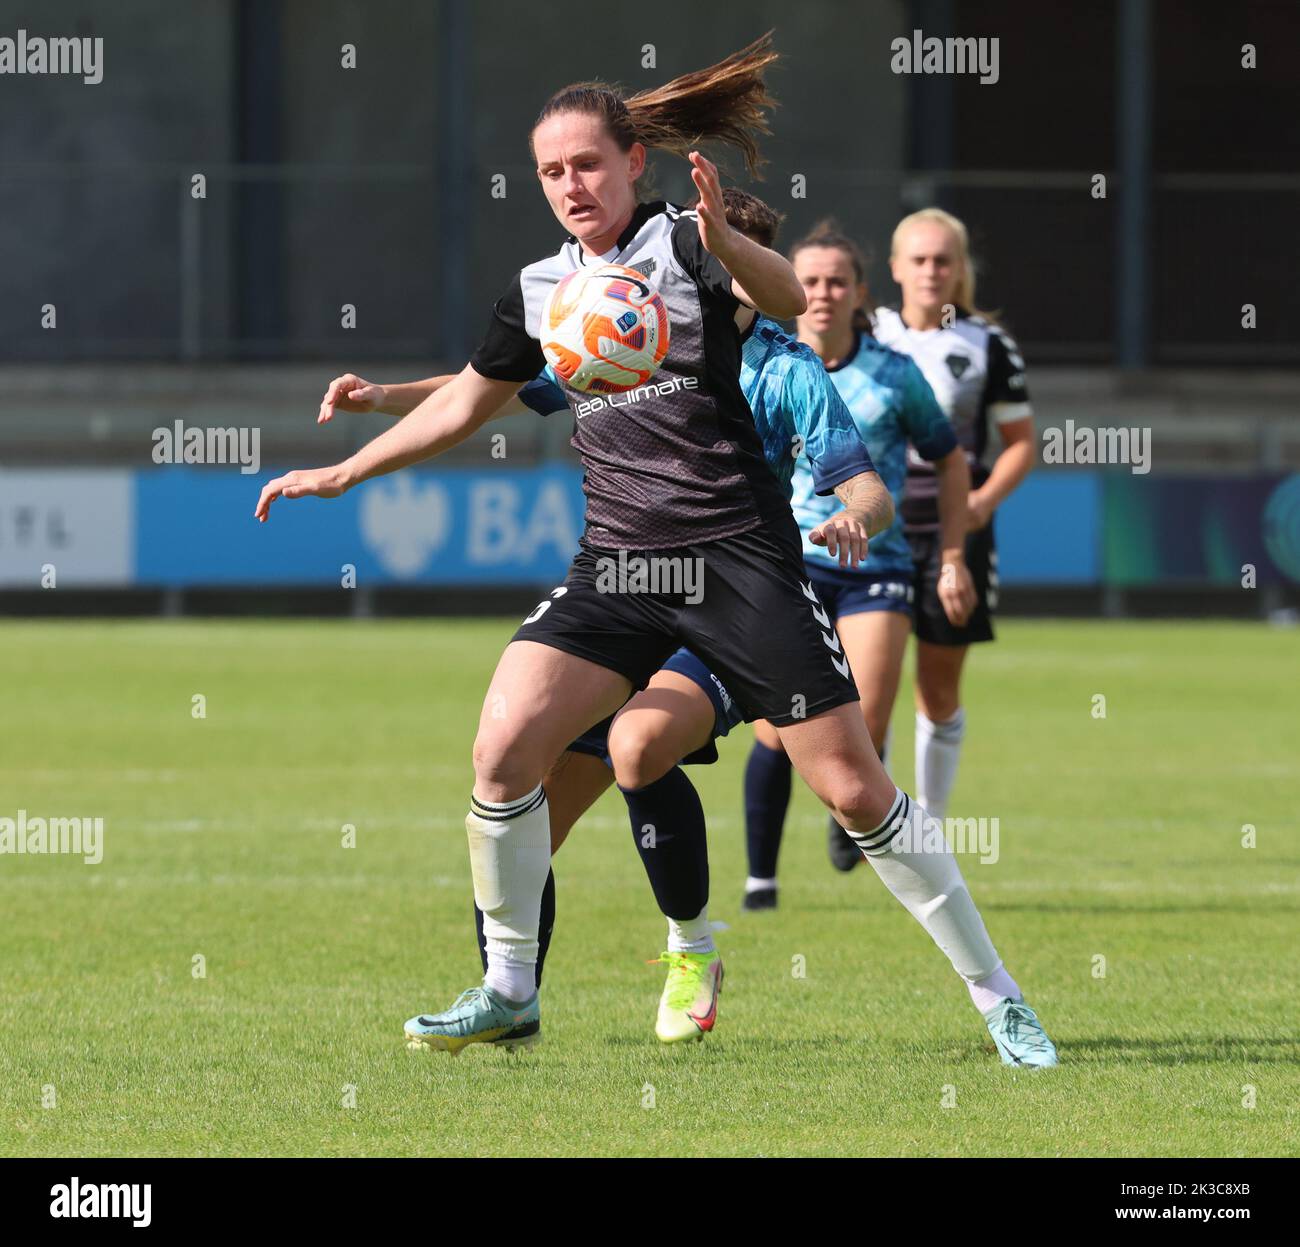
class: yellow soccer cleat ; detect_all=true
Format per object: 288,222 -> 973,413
651,950 -> 723,1044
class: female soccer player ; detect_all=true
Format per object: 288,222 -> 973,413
319,188 -> 893,1044
874,209 -> 1035,820
256,37 -> 1056,1068
742,220 -> 975,890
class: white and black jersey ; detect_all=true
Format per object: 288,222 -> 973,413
471,201 -> 792,550
872,306 -> 1032,532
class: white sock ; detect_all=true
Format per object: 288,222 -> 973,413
745,875 -> 777,893
966,966 -> 1022,1014
915,707 -> 965,820
466,785 -> 550,1003
666,905 -> 715,954
850,788 -> 1002,982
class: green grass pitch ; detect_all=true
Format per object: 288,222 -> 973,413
1,618 -> 1296,1157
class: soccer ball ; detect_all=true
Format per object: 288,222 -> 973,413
540,264 -> 670,394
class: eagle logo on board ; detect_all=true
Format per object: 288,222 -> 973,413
946,353 -> 972,379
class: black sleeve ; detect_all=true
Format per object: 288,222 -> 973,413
469,275 -> 546,383
984,327 -> 1031,407
670,212 -> 739,311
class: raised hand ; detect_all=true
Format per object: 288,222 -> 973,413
688,151 -> 737,262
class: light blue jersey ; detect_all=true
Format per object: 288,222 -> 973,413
516,317 -> 873,500
791,331 -> 956,574
738,315 -> 873,497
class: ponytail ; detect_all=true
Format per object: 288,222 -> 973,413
531,32 -> 779,181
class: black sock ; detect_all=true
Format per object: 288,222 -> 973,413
622,766 -> 709,921
474,866 -> 555,989
744,740 -> 792,880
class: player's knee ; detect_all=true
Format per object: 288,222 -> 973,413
607,722 -> 676,791
825,772 -> 897,833
918,686 -> 961,722
472,727 -> 543,799
916,662 -> 962,722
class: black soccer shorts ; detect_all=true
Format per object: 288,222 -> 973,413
513,517 -> 859,727
908,519 -> 998,646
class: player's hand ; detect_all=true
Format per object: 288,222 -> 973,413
938,555 -> 977,627
318,374 -> 385,424
808,512 -> 870,568
966,489 -> 994,532
688,151 -> 738,263
254,465 -> 350,523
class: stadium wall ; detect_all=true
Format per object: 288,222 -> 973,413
2,466 -> 1297,619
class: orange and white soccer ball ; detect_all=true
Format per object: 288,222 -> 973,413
540,264 -> 670,394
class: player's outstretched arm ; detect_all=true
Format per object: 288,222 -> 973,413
318,372 -> 531,424
254,365 -> 518,522
317,373 -> 435,423
689,152 -> 806,319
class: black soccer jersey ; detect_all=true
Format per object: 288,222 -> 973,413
872,306 -> 1033,532
470,201 -> 793,550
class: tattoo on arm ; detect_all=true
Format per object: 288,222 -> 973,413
833,474 -> 895,538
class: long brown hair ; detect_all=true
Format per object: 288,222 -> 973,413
790,218 -> 872,333
530,32 -> 779,185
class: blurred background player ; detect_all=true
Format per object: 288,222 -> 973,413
874,209 -> 1035,820
742,220 -> 976,900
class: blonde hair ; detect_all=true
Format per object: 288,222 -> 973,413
890,207 -> 997,323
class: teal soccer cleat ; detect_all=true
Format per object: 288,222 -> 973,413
982,998 -> 1059,1068
404,985 -> 541,1056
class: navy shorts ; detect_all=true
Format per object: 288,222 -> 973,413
565,647 -> 743,769
804,561 -> 915,620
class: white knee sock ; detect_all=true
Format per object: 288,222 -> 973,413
915,707 -> 965,819
851,788 -> 1003,983
466,785 -> 551,1003
666,906 -> 715,954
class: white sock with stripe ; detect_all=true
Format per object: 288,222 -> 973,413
466,784 -> 551,1004
849,787 -> 1003,984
